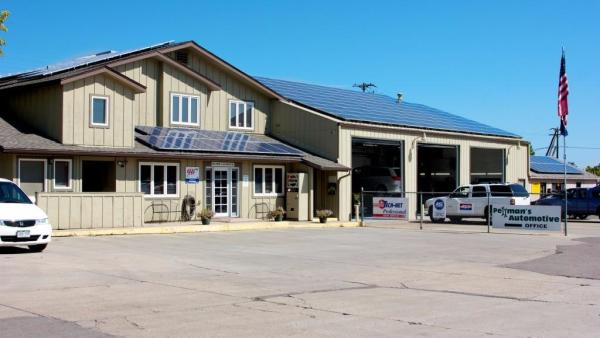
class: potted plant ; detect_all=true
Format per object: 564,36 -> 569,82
198,208 -> 215,225
316,209 -> 333,223
268,207 -> 286,222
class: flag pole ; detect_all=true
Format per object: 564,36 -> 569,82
563,132 -> 567,236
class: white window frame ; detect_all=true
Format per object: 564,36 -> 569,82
53,159 -> 72,190
228,99 -> 254,130
170,93 -> 200,126
138,162 -> 180,198
17,158 -> 48,192
253,165 -> 285,197
90,95 -> 109,127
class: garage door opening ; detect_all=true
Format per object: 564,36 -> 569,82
352,138 -> 404,218
417,144 -> 458,197
470,148 -> 505,184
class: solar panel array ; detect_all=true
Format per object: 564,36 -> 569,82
135,126 -> 304,156
530,156 -> 582,174
255,77 -> 519,138
0,41 -> 176,82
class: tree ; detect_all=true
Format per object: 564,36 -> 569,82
586,165 -> 600,177
0,10 -> 9,56
529,144 -> 535,156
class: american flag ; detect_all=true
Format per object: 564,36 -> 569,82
558,50 -> 569,136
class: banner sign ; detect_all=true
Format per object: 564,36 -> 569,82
372,197 -> 407,219
432,198 -> 446,219
185,167 -> 200,184
491,205 -> 561,231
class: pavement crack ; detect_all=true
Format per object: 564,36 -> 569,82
123,316 -> 145,330
188,263 -> 240,275
253,284 -> 378,302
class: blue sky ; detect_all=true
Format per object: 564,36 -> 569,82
1,0 -> 598,167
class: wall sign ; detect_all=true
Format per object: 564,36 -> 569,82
491,205 -> 561,231
432,198 -> 446,219
185,167 -> 200,184
372,197 -> 408,219
211,162 -> 235,167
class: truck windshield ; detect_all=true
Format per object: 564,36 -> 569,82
0,182 -> 32,204
509,184 -> 529,197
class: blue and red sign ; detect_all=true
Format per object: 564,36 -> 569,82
373,197 -> 408,219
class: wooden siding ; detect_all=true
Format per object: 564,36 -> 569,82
336,126 -> 529,221
36,192 -> 144,230
162,52 -> 271,133
114,59 -> 160,126
62,74 -> 136,147
0,153 -> 16,181
271,101 -> 339,160
0,83 -> 62,141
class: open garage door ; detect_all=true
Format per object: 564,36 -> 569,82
352,138 -> 404,218
470,148 -> 505,184
417,144 -> 458,197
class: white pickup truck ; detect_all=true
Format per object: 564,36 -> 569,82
425,183 -> 531,223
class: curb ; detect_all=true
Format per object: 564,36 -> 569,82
52,221 -> 361,237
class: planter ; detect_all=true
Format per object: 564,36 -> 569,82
319,217 -> 327,224
201,218 -> 211,225
274,214 -> 284,222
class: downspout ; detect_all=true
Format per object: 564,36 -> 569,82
337,170 -> 352,221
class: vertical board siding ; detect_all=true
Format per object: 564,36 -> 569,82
36,193 -> 145,230
62,74 -> 136,148
0,83 -> 63,142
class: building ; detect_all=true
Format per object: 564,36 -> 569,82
0,40 -> 529,229
529,156 -> 599,199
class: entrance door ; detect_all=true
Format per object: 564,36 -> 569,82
211,167 -> 239,217
18,159 -> 47,203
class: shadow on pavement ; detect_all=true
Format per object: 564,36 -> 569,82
505,237 -> 600,280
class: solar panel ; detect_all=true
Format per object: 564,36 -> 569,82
530,156 -> 582,174
135,126 -> 304,156
255,77 -> 519,138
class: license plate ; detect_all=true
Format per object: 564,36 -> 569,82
16,230 -> 30,239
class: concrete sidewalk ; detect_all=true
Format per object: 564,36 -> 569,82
52,219 -> 360,237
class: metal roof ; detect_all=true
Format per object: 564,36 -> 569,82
530,156 -> 582,175
255,77 -> 519,138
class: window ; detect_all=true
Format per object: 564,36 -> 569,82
472,186 -> 487,198
0,182 -> 31,204
254,165 -> 284,196
229,100 -> 253,129
139,163 -> 179,197
53,159 -> 72,190
91,96 -> 109,127
450,186 -> 470,198
490,185 -> 512,197
171,93 -> 199,126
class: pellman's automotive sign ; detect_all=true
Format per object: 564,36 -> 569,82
491,205 -> 561,231
373,197 -> 407,219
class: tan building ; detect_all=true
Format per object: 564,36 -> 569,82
0,40 -> 529,229
529,156 -> 599,200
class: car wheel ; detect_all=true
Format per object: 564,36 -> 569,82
578,214 -> 588,220
28,244 -> 47,252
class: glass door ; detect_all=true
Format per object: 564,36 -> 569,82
209,167 -> 239,218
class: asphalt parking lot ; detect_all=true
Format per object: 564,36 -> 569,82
2,224 -> 600,337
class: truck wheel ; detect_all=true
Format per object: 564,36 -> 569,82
578,214 -> 588,220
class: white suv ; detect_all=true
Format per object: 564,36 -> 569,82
0,178 -> 52,252
425,183 -> 530,223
